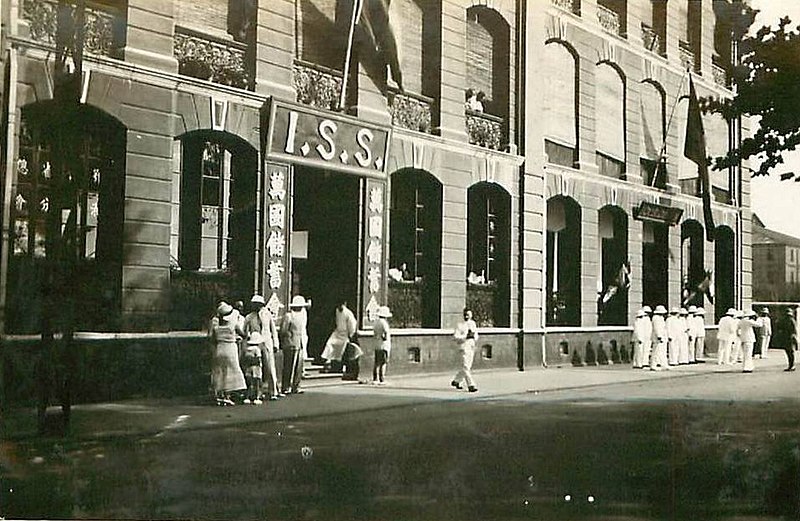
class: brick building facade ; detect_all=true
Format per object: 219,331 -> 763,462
0,0 -> 752,399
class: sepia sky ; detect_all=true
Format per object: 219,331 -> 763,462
748,0 -> 800,237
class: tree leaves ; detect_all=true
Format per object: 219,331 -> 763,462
705,3 -> 800,178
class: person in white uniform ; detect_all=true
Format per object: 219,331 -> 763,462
632,308 -> 652,369
757,307 -> 772,359
321,300 -> 358,373
650,305 -> 669,371
691,307 -> 707,362
640,306 -> 653,364
452,308 -> 479,392
666,307 -> 682,366
739,309 -> 762,373
717,308 -> 739,366
678,307 -> 691,364
731,310 -> 745,364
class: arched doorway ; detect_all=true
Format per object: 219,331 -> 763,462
642,221 -> 669,309
7,102 -> 126,333
715,225 -> 736,321
598,205 -> 629,326
546,196 -> 581,326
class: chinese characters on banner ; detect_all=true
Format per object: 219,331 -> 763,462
264,162 -> 291,317
362,178 -> 387,328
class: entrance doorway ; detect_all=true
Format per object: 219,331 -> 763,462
291,167 -> 361,359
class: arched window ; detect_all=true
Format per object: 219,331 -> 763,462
388,169 -> 442,328
642,221 -> 668,309
640,81 -> 666,187
715,225 -> 736,322
681,220 -> 706,308
546,196 -> 581,326
542,41 -> 578,168
174,131 -> 258,328
8,103 -> 126,333
465,6 -> 510,150
598,206 -> 628,326
595,63 -> 625,178
467,182 -> 511,327
704,112 -> 731,203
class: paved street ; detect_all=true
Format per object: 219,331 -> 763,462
2,353 -> 800,520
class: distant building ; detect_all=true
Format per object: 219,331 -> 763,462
752,214 -> 800,302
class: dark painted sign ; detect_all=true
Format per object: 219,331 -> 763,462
265,99 -> 391,178
633,201 -> 683,225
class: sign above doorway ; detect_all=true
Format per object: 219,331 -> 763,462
264,99 -> 391,178
633,201 -> 683,226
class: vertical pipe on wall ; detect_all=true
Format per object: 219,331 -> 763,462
516,0 -> 526,370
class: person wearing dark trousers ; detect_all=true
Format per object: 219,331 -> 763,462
781,308 -> 798,372
280,295 -> 310,394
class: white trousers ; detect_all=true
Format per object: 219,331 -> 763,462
668,338 -> 680,365
679,335 -> 690,364
742,341 -> 755,372
717,340 -> 732,365
694,336 -> 706,360
758,335 -> 771,358
453,347 -> 476,388
650,339 -> 668,369
730,339 -> 743,364
633,340 -> 651,368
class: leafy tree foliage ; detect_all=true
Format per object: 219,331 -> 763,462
706,2 -> 800,177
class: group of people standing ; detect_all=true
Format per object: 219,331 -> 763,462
632,304 -> 798,374
208,294 -> 311,406
209,296 -> 397,405
633,305 -> 708,370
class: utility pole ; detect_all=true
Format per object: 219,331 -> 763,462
37,0 -> 85,434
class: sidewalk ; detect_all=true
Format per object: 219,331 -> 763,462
2,352 -> 788,442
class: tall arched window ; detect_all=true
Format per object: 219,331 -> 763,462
642,221 -> 668,309
174,131 -> 258,328
464,6 -> 511,150
546,196 -> 581,326
467,182 -> 511,327
598,206 -> 629,326
715,225 -> 736,321
388,169 -> 442,328
640,80 -> 666,187
595,63 -> 626,178
8,103 -> 126,333
681,220 -> 706,308
704,112 -> 731,203
542,41 -> 578,168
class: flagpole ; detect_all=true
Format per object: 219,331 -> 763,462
339,0 -> 362,112
650,68 -> 690,187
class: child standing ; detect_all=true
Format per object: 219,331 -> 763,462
241,332 -> 264,404
372,306 -> 392,385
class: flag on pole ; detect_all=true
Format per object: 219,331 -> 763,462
684,76 -> 715,242
356,0 -> 403,90
600,261 -> 631,306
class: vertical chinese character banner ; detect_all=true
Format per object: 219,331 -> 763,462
263,162 -> 291,318
362,178 -> 387,328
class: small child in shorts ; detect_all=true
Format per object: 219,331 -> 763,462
372,306 -> 392,385
242,332 -> 264,404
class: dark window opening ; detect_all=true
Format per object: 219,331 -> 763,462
715,226 -> 736,322
643,0 -> 667,56
597,151 -> 625,179
598,206 -> 629,326
408,347 -> 421,363
641,158 -> 667,189
681,220 -> 706,308
546,139 -> 577,169
642,221 -> 669,309
467,182 -> 511,327
687,0 -> 702,72
389,169 -> 442,328
481,344 -> 493,360
597,0 -> 627,38
8,103 -> 126,333
546,196 -> 582,326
